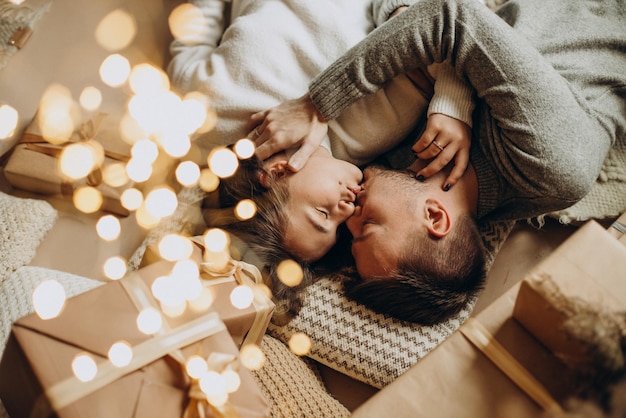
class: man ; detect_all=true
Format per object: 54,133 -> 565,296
250,0 -> 626,323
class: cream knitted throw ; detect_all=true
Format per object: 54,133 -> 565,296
547,138 -> 626,224
0,0 -> 52,71
0,191 -> 57,284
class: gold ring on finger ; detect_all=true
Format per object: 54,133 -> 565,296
432,140 -> 444,152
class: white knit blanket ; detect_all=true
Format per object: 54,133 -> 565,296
0,0 -> 51,72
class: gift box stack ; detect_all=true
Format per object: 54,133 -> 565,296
0,236 -> 274,417
3,111 -> 133,217
353,216 -> 626,418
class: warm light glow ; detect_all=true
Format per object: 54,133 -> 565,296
161,302 -> 186,318
103,256 -> 127,280
151,274 -> 186,308
144,187 -> 177,218
175,161 -> 200,187
136,308 -> 163,334
180,96 -> 207,134
168,3 -> 207,45
234,138 -> 255,159
0,104 -> 18,139
135,203 -> 160,229
208,148 -> 238,178
131,139 -> 159,164
199,371 -> 226,397
222,369 -> 241,393
129,63 -> 170,95
96,9 -> 136,51
108,341 -> 133,367
158,234 -> 193,261
128,90 -> 181,134
230,285 -> 253,309
79,86 -> 102,112
203,228 -> 229,252
100,54 -> 131,87
199,169 -> 220,192
240,344 -> 266,370
120,188 -> 143,211
38,84 -> 76,144
172,260 -> 203,301
207,393 -> 229,408
159,131 -> 191,158
59,143 -> 97,179
288,332 -> 312,356
120,112 -> 147,145
32,280 -> 66,320
72,354 -> 98,382
73,186 -> 103,214
276,259 -> 304,287
96,214 -> 121,241
188,287 -> 215,312
126,157 -> 153,183
235,199 -> 256,220
102,162 -> 129,187
186,355 -> 208,379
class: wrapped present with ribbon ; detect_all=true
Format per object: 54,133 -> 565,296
0,266 -> 271,418
352,220 -> 626,418
134,237 -> 275,348
3,111 -> 132,216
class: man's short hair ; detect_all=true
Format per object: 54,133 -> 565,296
344,213 -> 487,325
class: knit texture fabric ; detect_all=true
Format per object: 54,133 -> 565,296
250,335 -> 350,418
0,192 -> 57,284
0,0 -> 51,71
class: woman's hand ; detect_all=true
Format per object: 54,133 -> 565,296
248,94 -> 328,171
412,113 -> 471,190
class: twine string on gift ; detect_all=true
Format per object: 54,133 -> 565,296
460,318 -> 564,415
192,236 -> 274,347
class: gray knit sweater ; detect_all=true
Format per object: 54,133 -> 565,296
307,0 -> 626,221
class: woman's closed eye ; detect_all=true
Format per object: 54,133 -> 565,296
317,208 -> 329,219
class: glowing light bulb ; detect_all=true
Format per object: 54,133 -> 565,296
79,86 -> 102,112
73,186 -> 103,214
203,228 -> 229,252
59,143 -> 97,179
125,158 -> 153,183
131,139 -> 159,164
129,63 -> 169,95
230,285 -> 253,309
168,4 -> 207,44
222,369 -> 241,393
234,138 -> 255,159
288,332 -> 312,356
188,287 -> 215,312
176,161 -> 200,187
72,354 -> 98,382
276,259 -> 303,287
199,371 -> 226,397
32,280 -> 66,319
102,162 -> 129,188
0,104 -> 18,139
96,215 -> 121,241
136,308 -> 162,334
100,54 -> 131,87
108,341 -> 133,367
235,199 -> 256,220
103,256 -> 127,280
240,344 -> 265,370
144,187 -> 177,218
120,188 -> 143,211
208,148 -> 238,178
158,234 -> 193,261
186,355 -> 208,379
199,169 -> 220,192
95,9 -> 136,51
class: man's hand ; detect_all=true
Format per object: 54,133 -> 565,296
248,94 -> 328,171
412,113 -> 471,190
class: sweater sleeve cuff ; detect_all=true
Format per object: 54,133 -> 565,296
372,0 -> 419,26
428,62 -> 475,127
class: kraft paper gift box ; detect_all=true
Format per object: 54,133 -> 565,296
352,220 -> 626,418
3,112 -> 132,216
0,270 -> 271,418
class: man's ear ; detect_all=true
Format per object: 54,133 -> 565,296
259,161 -> 290,187
423,198 -> 451,238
